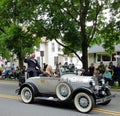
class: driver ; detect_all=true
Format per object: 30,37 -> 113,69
24,53 -> 41,77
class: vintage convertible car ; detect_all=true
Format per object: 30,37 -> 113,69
16,67 -> 115,113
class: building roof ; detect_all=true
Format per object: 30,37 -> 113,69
88,44 -> 120,53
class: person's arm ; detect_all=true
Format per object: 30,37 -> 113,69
24,53 -> 30,63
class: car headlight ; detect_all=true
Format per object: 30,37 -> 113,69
89,80 -> 96,86
101,79 -> 105,85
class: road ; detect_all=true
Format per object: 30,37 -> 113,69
0,80 -> 120,116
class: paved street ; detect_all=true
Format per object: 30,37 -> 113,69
0,80 -> 120,116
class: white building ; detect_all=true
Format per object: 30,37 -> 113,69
35,38 -> 82,69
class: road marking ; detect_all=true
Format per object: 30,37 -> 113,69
93,108 -> 120,116
0,94 -> 120,115
0,94 -> 19,100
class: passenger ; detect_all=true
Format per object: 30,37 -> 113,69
44,65 -> 53,77
43,63 -> 48,71
43,65 -> 58,77
24,53 -> 41,77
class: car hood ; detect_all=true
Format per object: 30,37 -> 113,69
61,73 -> 93,83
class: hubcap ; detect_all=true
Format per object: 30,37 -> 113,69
79,97 -> 89,108
60,86 -> 68,97
24,90 -> 31,100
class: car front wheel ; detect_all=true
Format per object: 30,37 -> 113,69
74,92 -> 95,113
21,86 -> 34,103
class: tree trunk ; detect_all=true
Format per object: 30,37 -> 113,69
18,55 -> 24,69
82,40 -> 88,71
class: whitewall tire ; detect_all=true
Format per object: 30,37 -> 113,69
74,92 -> 94,113
56,83 -> 72,101
21,86 -> 34,103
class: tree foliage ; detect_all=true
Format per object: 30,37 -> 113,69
0,0 -> 119,70
0,0 -> 41,68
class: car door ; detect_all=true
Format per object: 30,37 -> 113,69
38,77 -> 60,93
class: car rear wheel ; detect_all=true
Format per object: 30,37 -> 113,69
21,86 -> 34,103
74,92 -> 95,113
56,83 -> 72,101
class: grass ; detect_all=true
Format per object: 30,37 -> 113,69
111,82 -> 120,89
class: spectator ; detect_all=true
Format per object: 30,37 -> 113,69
0,64 -> 4,76
93,68 -> 103,80
103,68 -> 112,86
97,62 -> 106,74
11,64 -> 16,71
14,66 -> 21,79
21,66 -> 26,75
112,63 -> 120,86
88,63 -> 95,76
81,69 -> 89,76
4,61 -> 11,78
8,68 -> 15,79
74,67 -> 78,75
69,63 -> 75,72
54,63 -> 61,77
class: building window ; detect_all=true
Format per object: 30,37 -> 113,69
96,54 -> 116,62
54,56 -> 58,65
102,54 -> 111,61
65,57 -> 68,61
52,43 -> 55,52
97,54 -> 101,62
58,44 -> 61,52
36,48 -> 40,52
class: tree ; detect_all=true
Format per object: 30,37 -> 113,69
29,0 -> 119,70
0,0 -> 119,70
0,0 -> 41,68
0,24 -> 41,68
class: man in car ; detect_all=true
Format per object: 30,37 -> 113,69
24,53 -> 41,77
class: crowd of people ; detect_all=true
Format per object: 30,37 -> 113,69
0,61 -> 21,80
1,52 -> 120,87
81,62 -> 120,87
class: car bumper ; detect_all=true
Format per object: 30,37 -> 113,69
96,94 -> 115,104
15,88 -> 20,95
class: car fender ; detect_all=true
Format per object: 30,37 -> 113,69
72,87 -> 95,99
19,82 -> 39,97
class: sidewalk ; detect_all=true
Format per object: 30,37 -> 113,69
0,78 -> 18,83
111,88 -> 120,92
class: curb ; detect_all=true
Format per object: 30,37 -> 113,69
111,89 -> 120,92
0,79 -> 18,83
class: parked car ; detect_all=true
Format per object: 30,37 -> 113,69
16,66 -> 115,113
